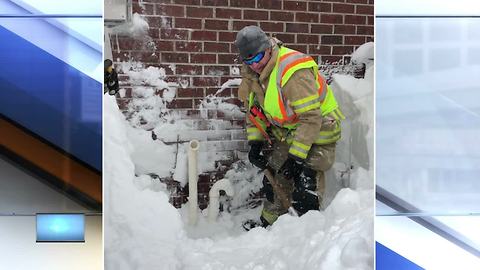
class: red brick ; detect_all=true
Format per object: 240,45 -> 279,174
356,5 -> 374,15
145,16 -> 172,28
230,0 -> 255,8
206,87 -> 230,97
311,24 -> 333,34
257,0 -> 282,10
357,25 -> 374,35
320,14 -> 343,24
295,12 -> 319,23
193,76 -> 220,87
112,51 -> 130,62
334,25 -> 355,34
219,31 -> 236,42
167,99 -> 193,109
321,55 -> 342,63
346,0 -> 369,3
148,28 -> 160,39
205,19 -> 229,30
216,8 -> 242,19
186,7 -> 213,18
309,45 -> 331,55
345,35 -> 366,45
287,44 -> 308,53
224,98 -> 242,107
271,11 -> 294,21
321,35 -> 343,45
191,30 -> 217,41
332,46 -> 354,55
284,1 -> 307,11
205,66 -> 230,75
176,65 -> 202,75
116,99 -> 130,111
154,64 -> 175,75
157,4 -> 185,17
367,16 -> 374,25
233,20 -> 259,31
175,0 -> 200,4
274,33 -> 295,43
131,51 -> 160,63
175,41 -> 202,52
175,18 -> 202,29
229,43 -> 238,53
156,40 -> 175,51
333,3 -> 355,13
286,23 -> 309,33
243,9 -> 269,20
218,53 -> 239,64
177,88 -> 204,98
202,0 -> 228,6
204,42 -> 230,52
296,34 -> 319,44
309,2 -> 332,12
260,22 -> 284,32
161,29 -> 189,40
162,52 -> 189,63
132,2 -> 154,15
366,36 -> 374,42
116,38 -> 136,50
191,53 -> 217,64
345,15 -> 366,25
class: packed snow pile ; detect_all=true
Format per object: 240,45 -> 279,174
105,40 -> 374,269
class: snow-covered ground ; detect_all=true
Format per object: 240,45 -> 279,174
105,14 -> 374,269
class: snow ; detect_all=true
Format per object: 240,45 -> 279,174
351,42 -> 374,68
111,13 -> 149,37
105,43 -> 374,269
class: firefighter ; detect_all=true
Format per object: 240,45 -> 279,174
235,26 -> 344,228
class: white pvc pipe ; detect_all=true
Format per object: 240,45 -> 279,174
207,178 -> 234,223
188,140 -> 200,225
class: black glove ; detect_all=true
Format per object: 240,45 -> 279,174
278,155 -> 304,180
292,166 -> 319,215
248,141 -> 268,170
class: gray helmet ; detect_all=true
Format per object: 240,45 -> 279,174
234,26 -> 270,60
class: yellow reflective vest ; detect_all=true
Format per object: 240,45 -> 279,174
247,46 -> 344,160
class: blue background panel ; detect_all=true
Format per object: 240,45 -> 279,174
36,214 -> 85,242
376,242 -> 424,270
0,24 -> 102,171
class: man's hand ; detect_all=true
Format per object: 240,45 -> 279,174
278,155 -> 303,180
248,141 -> 268,170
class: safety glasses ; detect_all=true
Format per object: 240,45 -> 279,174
243,51 -> 265,65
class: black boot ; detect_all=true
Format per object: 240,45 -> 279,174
242,216 -> 270,231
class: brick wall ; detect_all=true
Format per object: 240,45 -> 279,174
112,0 -> 374,209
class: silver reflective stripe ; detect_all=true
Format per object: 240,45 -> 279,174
275,52 -> 306,119
276,53 -> 306,88
290,144 -> 308,155
291,97 -> 321,111
317,130 -> 341,140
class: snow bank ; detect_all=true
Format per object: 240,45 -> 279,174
104,96 -> 184,270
